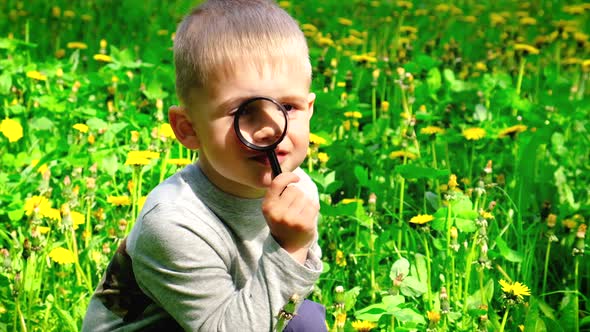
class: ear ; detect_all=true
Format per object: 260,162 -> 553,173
307,92 -> 316,117
168,105 -> 200,150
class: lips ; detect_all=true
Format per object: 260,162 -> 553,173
249,150 -> 287,166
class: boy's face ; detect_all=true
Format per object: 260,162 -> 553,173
183,61 -> 315,198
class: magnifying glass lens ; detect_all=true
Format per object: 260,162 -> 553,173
236,99 -> 287,149
234,97 -> 288,178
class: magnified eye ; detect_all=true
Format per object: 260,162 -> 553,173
282,104 -> 294,111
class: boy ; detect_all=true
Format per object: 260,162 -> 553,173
82,0 -> 325,331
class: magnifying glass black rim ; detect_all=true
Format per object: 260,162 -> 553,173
233,96 -> 288,152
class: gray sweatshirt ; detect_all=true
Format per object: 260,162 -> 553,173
82,164 -> 323,331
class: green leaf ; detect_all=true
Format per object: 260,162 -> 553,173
8,209 -> 24,222
355,295 -> 405,322
494,236 -> 523,263
393,308 -> 426,325
454,218 -> 477,233
400,276 -> 427,297
344,286 -> 361,311
87,117 -> 108,131
30,117 -> 54,131
99,152 -> 119,177
0,73 -> 12,95
354,165 -> 369,187
390,257 -> 410,281
426,67 -> 441,92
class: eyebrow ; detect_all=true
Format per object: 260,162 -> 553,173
216,94 -> 307,114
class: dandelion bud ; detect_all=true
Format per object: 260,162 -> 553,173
100,39 -> 107,50
546,213 -> 557,228
440,287 -> 450,314
372,69 -> 380,80
484,160 -> 492,174
450,226 -> 458,240
22,238 -> 31,259
396,67 -> 406,77
381,101 -> 390,113
118,219 -> 128,232
576,224 -> 587,239
488,201 -> 496,211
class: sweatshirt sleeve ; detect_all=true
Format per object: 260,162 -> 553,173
127,202 -> 322,332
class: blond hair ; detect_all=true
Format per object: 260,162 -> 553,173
174,0 -> 311,106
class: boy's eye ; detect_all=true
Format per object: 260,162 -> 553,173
282,104 -> 294,111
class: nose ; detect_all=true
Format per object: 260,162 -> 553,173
251,124 -> 281,145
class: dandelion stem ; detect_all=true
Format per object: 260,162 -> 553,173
462,236 -> 478,315
422,234 -> 433,309
499,307 -> 510,332
574,256 -> 580,332
542,239 -> 552,300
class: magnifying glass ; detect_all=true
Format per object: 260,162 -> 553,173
233,97 -> 288,178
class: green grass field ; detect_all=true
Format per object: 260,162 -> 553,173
0,1 -> 589,331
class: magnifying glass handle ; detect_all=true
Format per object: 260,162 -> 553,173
266,150 -> 282,178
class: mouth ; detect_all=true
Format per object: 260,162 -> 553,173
249,150 -> 288,166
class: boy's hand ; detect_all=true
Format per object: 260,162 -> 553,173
262,172 -> 319,264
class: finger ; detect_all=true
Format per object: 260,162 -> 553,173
265,172 -> 300,201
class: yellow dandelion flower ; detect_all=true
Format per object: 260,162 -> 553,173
499,279 -> 531,300
66,42 -> 88,49
583,59 -> 590,69
36,226 -> 51,234
166,158 -> 193,166
158,123 -> 175,139
125,150 -> 159,166
43,208 -> 61,222
381,101 -> 390,112
31,159 -> 48,175
335,250 -> 347,267
475,61 -> 488,71
317,152 -> 329,163
72,123 -> 89,133
519,17 -> 537,25
63,10 -> 75,18
498,124 -> 527,138
490,13 -> 506,26
427,310 -> 441,324
70,211 -> 85,230
562,57 -> 581,66
435,3 -> 450,12
351,53 -> 378,63
514,43 -> 540,55
400,26 -> 418,34
420,126 -> 445,135
338,17 -> 353,26
448,174 -> 458,190
341,198 -> 364,205
409,214 -> 434,225
278,1 -> 290,8
93,54 -> 112,62
389,150 -> 417,160
309,133 -> 327,145
26,70 -> 47,81
107,196 -> 131,206
351,320 -> 377,332
396,1 -> 413,9
563,5 -> 585,15
24,196 -> 51,216
344,111 -> 362,119
0,118 -> 24,142
316,36 -> 334,47
157,29 -> 169,36
462,127 -> 486,140
463,15 -> 477,23
479,210 -> 494,219
301,23 -> 318,32
48,247 -> 76,265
